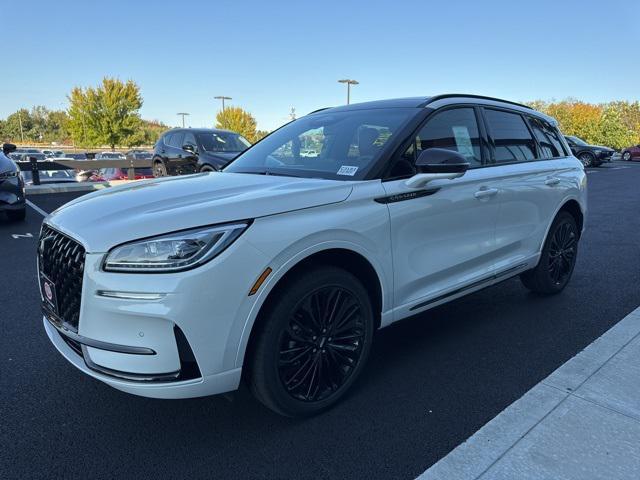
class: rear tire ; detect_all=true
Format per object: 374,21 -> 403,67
153,161 -> 167,177
578,152 -> 594,168
520,211 -> 579,294
623,152 -> 632,161
6,207 -> 26,222
247,266 -> 375,417
200,165 -> 216,173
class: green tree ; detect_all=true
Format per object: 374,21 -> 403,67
67,77 -> 143,149
3,109 -> 32,142
215,106 -> 258,142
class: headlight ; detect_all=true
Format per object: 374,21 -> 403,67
593,149 -> 601,155
103,222 -> 249,273
0,170 -> 18,180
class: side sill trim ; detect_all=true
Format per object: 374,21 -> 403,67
409,263 -> 528,312
46,315 -> 156,355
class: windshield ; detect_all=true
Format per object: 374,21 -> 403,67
224,108 -> 415,180
567,136 -> 587,146
198,132 -> 251,153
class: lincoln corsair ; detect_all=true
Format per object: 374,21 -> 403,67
39,95 -> 586,417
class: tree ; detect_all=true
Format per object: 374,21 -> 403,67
67,77 -> 143,149
215,107 -> 258,142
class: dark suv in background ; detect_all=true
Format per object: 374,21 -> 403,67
564,135 -> 614,167
0,143 -> 26,221
152,128 -> 251,177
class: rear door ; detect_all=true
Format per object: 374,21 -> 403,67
382,106 -> 502,314
482,108 -> 576,272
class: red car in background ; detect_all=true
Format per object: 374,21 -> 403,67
621,144 -> 640,161
92,167 -> 155,181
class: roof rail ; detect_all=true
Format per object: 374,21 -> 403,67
421,94 -> 532,110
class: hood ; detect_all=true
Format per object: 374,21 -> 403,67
0,152 -> 17,173
46,172 -> 353,252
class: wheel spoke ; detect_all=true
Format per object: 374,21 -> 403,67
277,285 -> 366,403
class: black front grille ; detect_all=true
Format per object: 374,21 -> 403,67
38,224 -> 86,331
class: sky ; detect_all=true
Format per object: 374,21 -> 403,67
2,0 -> 639,131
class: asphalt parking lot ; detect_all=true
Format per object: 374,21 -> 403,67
2,161 -> 640,480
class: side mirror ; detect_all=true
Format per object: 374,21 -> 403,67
2,143 -> 17,155
182,144 -> 196,154
405,148 -> 469,189
416,148 -> 469,174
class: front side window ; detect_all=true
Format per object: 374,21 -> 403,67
225,108 -> 415,180
183,132 -> 197,150
484,109 -> 537,163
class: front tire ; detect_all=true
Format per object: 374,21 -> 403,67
153,161 -> 167,177
247,266 -> 375,417
520,211 -> 579,294
199,164 -> 216,173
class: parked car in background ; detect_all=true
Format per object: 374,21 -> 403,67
92,166 -> 154,181
53,150 -> 66,158
21,169 -> 77,185
126,149 -> 153,160
40,94 -> 586,417
564,136 -> 614,167
152,128 -> 251,176
95,151 -> 126,160
621,144 -> 640,161
65,153 -> 88,160
42,150 -> 55,158
0,144 -> 26,221
20,153 -> 47,162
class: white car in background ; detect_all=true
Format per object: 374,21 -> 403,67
95,151 -> 126,160
39,94 -> 587,417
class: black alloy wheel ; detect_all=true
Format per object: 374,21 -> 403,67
547,221 -> 577,286
247,266 -> 374,417
520,211 -> 579,294
278,285 -> 366,403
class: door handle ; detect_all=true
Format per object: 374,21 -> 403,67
545,177 -> 561,186
474,187 -> 499,199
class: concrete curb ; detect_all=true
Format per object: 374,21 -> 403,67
417,306 -> 640,480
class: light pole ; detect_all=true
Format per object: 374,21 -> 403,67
338,79 -> 359,104
214,96 -> 232,112
176,112 -> 190,128
17,110 -> 24,143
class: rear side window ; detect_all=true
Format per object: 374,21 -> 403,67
484,109 -> 537,164
528,117 -> 566,158
163,133 -> 173,146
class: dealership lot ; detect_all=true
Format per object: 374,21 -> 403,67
2,162 -> 640,479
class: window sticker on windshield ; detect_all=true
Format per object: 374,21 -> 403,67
337,165 -> 359,176
452,126 -> 474,158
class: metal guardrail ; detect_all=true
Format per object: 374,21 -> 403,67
15,157 -> 153,185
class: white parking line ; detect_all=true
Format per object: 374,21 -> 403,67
25,199 -> 49,218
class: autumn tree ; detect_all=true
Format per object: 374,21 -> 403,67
67,77 -> 143,149
215,107 -> 258,142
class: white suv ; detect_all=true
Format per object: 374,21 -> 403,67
39,95 -> 586,417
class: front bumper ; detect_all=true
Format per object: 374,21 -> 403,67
0,177 -> 25,210
42,234 -> 270,398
